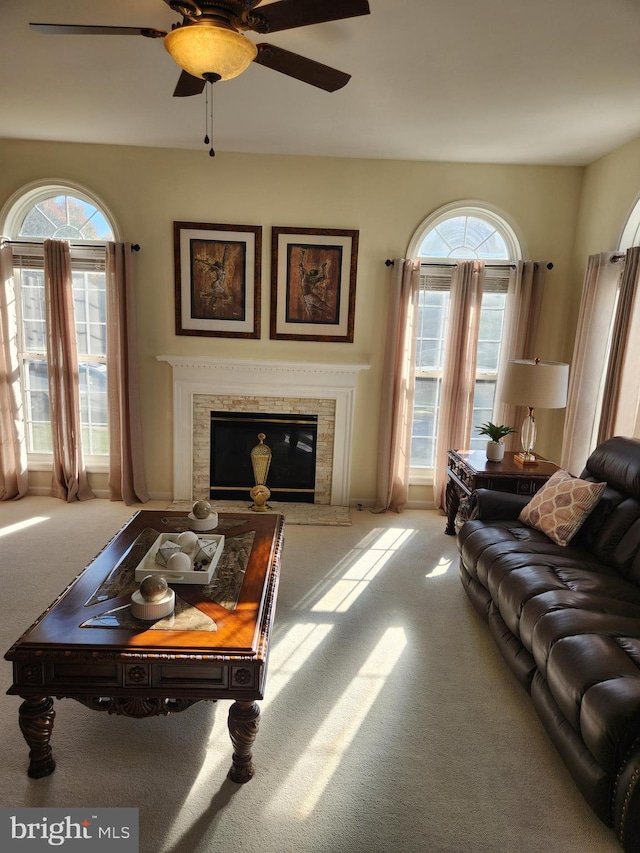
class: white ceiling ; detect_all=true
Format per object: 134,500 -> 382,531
4,0 -> 640,166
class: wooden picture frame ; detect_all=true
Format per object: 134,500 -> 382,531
270,227 -> 358,342
174,221 -> 261,338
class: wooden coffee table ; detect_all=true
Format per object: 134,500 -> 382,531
4,510 -> 284,783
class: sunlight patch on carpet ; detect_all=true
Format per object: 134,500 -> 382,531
309,528 -> 416,613
0,516 -> 49,538
426,557 -> 452,578
171,622 -> 334,826
267,626 -> 408,819
261,623 -> 334,712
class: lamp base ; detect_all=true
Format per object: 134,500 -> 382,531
514,451 -> 539,465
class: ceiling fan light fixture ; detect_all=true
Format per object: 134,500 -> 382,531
164,23 -> 257,81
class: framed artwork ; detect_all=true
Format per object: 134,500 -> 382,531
174,221 -> 261,338
270,227 -> 359,342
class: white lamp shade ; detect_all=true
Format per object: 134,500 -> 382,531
164,25 -> 258,81
501,359 -> 569,409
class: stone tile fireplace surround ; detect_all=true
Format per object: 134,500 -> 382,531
157,357 -> 369,505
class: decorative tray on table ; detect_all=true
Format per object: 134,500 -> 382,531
134,532 -> 225,584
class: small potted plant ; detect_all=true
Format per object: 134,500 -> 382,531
476,421 -> 516,462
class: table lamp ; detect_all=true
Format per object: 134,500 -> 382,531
500,358 -> 569,464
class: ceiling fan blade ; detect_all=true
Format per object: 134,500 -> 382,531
254,44 -> 350,92
252,0 -> 370,33
173,70 -> 207,97
30,23 -> 167,38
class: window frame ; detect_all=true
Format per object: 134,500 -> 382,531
408,201 -> 523,484
1,180 -> 120,244
1,181 -> 118,473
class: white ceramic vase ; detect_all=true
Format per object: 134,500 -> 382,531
486,441 -> 505,462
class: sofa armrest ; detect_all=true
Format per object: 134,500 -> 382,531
473,488 -> 530,520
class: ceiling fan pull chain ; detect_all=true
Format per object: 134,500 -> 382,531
204,82 -> 210,145
209,80 -> 215,157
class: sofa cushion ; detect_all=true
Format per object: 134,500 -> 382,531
519,469 -> 607,546
580,672 -> 640,772
531,608 -> 640,676
458,519 -> 572,591
520,589 -> 640,651
581,436 -> 640,500
497,561 -> 640,639
545,633 -> 640,737
458,519 -> 627,639
531,671 -> 618,823
575,488 -> 640,581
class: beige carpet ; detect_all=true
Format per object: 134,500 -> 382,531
0,497 -> 620,853
169,500 -> 352,526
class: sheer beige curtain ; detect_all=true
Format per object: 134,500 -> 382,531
43,240 -> 94,501
433,260 -> 485,509
597,246 -> 640,444
106,243 -> 149,505
0,242 -> 28,500
374,259 -> 419,512
493,260 -> 546,451
561,252 -> 622,475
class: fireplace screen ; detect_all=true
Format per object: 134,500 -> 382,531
210,412 -> 318,502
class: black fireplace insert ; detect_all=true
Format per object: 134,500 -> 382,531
210,411 -> 318,502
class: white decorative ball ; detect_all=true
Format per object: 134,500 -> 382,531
177,530 -> 198,553
167,551 -> 191,573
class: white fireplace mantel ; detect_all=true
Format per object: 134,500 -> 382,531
157,356 -> 370,504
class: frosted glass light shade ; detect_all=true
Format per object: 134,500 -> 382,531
500,359 -> 569,409
164,25 -> 258,81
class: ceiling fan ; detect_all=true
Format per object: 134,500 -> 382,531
30,0 -> 372,97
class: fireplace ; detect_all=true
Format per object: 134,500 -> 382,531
210,411 -> 318,502
156,356 -> 370,505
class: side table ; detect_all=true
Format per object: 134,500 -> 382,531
445,449 -> 560,535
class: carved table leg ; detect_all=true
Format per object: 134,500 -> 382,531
444,479 -> 461,535
227,700 -> 260,783
18,696 -> 56,778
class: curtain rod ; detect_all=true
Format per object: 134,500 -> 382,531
2,239 -> 140,251
385,259 -> 553,270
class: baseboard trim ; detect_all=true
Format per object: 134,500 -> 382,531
349,498 -> 437,511
27,488 -> 173,503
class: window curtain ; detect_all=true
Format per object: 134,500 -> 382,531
105,243 -> 149,505
597,246 -> 640,444
612,248 -> 640,440
433,260 -> 485,509
0,242 -> 28,500
493,260 -> 546,451
43,240 -> 94,501
561,252 -> 622,474
373,259 -> 419,512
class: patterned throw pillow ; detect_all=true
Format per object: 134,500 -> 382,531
519,468 -> 606,546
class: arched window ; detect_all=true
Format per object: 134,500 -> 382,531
619,192 -> 640,251
3,183 -> 116,242
1,182 -> 117,462
408,202 -> 523,472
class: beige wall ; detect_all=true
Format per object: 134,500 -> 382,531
0,138 -> 584,503
571,134 -> 640,343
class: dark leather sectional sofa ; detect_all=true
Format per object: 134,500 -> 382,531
457,436 -> 640,851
